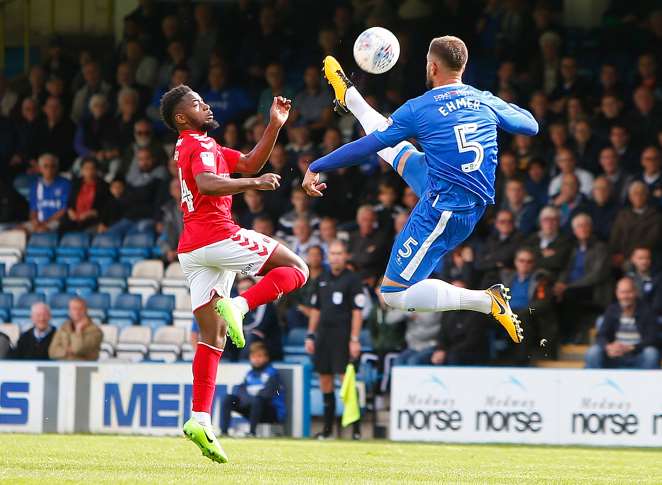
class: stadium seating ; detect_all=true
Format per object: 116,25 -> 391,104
128,259 -> 163,305
140,294 -> 175,329
99,324 -> 119,360
85,292 -> 111,322
0,293 -> 12,322
115,326 -> 152,362
2,262 -> 36,302
119,233 -> 154,265
56,232 -> 91,264
97,262 -> 130,304
283,328 -> 307,356
34,263 -> 68,299
88,233 -> 122,267
107,293 -> 142,327
25,232 -> 58,263
66,261 -> 99,294
148,326 -> 186,362
161,262 -> 189,310
0,230 -> 26,270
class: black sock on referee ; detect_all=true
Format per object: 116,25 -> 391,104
322,392 -> 335,436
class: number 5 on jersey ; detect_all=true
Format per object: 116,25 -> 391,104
179,167 -> 194,212
398,237 -> 418,258
454,123 -> 484,173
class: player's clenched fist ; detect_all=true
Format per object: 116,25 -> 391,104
255,173 -> 281,191
270,96 -> 292,127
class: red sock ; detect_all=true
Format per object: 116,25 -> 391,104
191,342 -> 223,413
241,266 -> 307,311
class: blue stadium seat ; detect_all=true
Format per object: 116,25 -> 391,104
49,292 -> 75,320
89,233 -> 121,265
10,292 -> 46,324
0,263 -> 5,278
86,292 -> 111,322
26,232 -> 58,260
360,329 -> 373,353
98,263 -> 131,304
107,293 -> 142,327
56,232 -> 91,264
66,262 -> 99,294
283,327 -> 307,356
0,293 -> 12,322
34,263 -> 68,299
119,233 -> 154,265
1,263 -> 36,301
139,294 -> 175,329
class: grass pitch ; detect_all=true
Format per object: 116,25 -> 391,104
0,434 -> 659,484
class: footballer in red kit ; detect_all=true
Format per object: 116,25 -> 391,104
160,85 -> 308,463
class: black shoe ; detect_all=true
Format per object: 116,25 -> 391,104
315,431 -> 333,440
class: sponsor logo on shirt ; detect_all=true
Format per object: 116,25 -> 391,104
200,151 -> 215,167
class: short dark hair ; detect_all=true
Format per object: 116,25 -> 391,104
160,84 -> 191,132
428,36 -> 468,72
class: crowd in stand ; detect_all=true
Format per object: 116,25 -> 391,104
1,0 -> 662,369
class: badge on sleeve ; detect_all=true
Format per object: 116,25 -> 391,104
354,293 -> 366,308
332,292 -> 343,305
201,151 -> 215,167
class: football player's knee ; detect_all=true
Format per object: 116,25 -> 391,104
380,288 -> 406,309
292,256 -> 309,284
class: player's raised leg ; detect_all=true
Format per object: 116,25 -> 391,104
379,199 -> 523,343
219,242 -> 309,335
323,56 -> 427,197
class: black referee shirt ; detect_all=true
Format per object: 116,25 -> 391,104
310,268 -> 365,330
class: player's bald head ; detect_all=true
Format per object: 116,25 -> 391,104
159,84 -> 193,131
428,36 -> 468,73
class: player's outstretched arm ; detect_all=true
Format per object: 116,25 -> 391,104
491,96 -> 539,136
234,96 -> 291,174
195,172 -> 281,196
302,133 -> 387,197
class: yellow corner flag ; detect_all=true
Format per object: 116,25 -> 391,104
340,363 -> 360,427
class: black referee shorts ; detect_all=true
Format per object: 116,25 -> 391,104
314,327 -> 350,375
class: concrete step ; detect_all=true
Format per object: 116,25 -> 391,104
535,360 -> 584,368
559,344 -> 589,361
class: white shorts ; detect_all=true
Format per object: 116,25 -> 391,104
178,228 -> 279,312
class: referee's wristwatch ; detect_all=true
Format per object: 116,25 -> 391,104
350,336 -> 360,343
306,333 -> 316,341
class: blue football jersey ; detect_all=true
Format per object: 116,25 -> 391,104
372,83 -> 538,210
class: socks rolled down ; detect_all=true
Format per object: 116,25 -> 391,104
191,342 -> 223,415
240,266 -> 307,311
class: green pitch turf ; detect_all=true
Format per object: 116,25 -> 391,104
0,434 -> 659,484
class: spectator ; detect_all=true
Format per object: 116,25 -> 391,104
501,179 -> 539,235
609,125 -> 639,174
114,88 -> 141,149
550,173 -> 589,233
572,119 -> 603,175
257,63 -> 296,122
21,64 -> 47,106
73,94 -> 120,178
125,146 -> 168,188
593,95 -> 625,141
524,158 -> 549,207
24,153 -> 71,233
501,248 -> 558,362
585,176 -> 618,242
157,39 -> 196,89
146,65 -> 191,134
598,146 -> 633,204
628,86 -> 661,149
71,60 -> 112,123
38,96 -> 76,171
201,64 -> 254,126
123,39 -> 158,89
626,247 -> 662,312
637,146 -> 662,205
544,122 -> 570,169
59,157 -> 109,233
439,245 -> 475,288
120,118 -> 167,177
305,240 -> 364,439
525,210 -> 572,283
252,215 -> 277,240
547,148 -> 594,198
494,151 -> 519,205
292,65 -> 332,133
285,244 -> 325,330
348,205 -> 390,284
237,190 -> 269,229
287,216 -> 321,258
114,62 -> 149,114
430,309 -> 489,366
0,73 -> 18,117
13,97 -> 44,172
11,302 -> 55,360
48,297 -> 103,361
475,209 -> 524,287
394,310 -> 442,366
550,56 -> 591,109
609,181 -> 662,267
157,177 -> 182,264
365,286 -> 407,359
277,187 -> 319,237
585,277 -> 660,369
595,63 -> 624,100
220,342 -> 285,437
555,213 -> 611,342
0,178 -> 29,228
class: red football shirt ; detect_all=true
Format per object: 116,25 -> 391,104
175,130 -> 243,253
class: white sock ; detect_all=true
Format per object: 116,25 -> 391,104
382,279 -> 492,314
345,86 -> 411,167
231,296 -> 249,316
192,411 -> 212,427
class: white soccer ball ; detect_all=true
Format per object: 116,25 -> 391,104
353,27 -> 400,74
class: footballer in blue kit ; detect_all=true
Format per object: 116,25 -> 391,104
303,36 -> 539,343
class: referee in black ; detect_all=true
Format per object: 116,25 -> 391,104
305,239 -> 364,439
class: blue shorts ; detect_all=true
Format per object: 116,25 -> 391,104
382,193 -> 485,290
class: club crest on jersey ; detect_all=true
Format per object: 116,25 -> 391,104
200,151 -> 215,167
